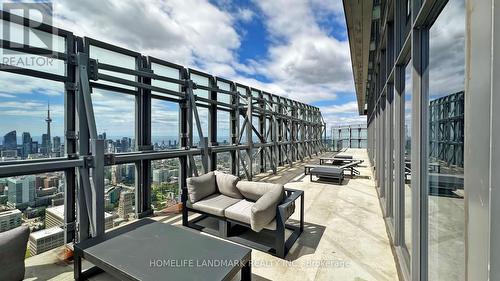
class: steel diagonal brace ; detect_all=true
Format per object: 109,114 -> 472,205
186,79 -> 208,173
239,150 -> 250,180
77,53 -> 105,237
238,116 -> 248,144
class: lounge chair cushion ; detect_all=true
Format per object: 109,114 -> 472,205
186,172 -> 216,203
0,225 -> 30,281
225,200 -> 276,231
251,185 -> 284,231
187,193 -> 241,217
236,181 -> 284,201
214,171 -> 243,199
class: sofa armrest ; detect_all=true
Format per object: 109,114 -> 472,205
250,185 -> 284,232
277,189 -> 302,221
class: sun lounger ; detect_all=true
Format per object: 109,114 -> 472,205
319,157 -> 364,166
309,166 -> 344,184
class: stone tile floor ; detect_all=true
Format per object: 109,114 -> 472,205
25,149 -> 398,281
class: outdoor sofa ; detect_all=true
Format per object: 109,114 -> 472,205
0,225 -> 30,281
182,171 -> 304,258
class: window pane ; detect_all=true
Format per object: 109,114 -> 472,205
191,73 -> 209,100
93,90 -> 136,152
152,99 -> 179,150
1,172 -> 67,257
217,80 -> 231,105
151,159 -> 179,211
104,164 -> 136,229
193,107 -> 208,146
216,152 -> 231,174
217,110 -> 230,145
404,60 -> 412,256
428,0 -> 465,280
89,45 -> 137,91
0,72 -> 65,160
152,63 -> 181,96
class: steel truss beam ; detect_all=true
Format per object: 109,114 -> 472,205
0,11 -> 326,245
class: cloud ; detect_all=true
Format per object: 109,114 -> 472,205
53,0 -> 240,67
428,0 -> 465,99
237,8 -> 255,23
0,72 -> 63,97
236,0 -> 357,128
0,0 -> 362,138
318,101 -> 366,128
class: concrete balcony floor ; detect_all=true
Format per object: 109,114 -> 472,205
24,149 -> 398,281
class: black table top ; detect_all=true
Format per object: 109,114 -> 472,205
310,166 -> 343,173
74,218 -> 251,281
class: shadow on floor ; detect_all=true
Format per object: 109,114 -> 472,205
313,177 -> 351,186
284,220 -> 326,261
190,216 -> 326,261
25,262 -> 73,281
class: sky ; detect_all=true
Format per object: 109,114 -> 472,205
0,0 -> 366,141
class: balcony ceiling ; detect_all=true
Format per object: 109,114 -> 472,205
343,0 -> 373,115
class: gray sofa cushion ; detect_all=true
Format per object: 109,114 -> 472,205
225,200 -> 276,231
251,185 -> 284,232
186,171 -> 216,203
236,181 -> 283,201
187,193 -> 241,216
214,171 -> 243,199
0,225 -> 30,281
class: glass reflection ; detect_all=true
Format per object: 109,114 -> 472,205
428,0 -> 465,280
404,60 -> 412,256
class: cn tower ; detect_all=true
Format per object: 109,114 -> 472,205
46,101 -> 52,153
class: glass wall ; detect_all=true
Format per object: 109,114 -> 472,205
151,99 -> 179,150
404,60 -> 412,258
151,159 -> 179,211
427,0 -> 465,280
0,10 -> 325,264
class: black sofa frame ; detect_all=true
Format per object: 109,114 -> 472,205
182,187 -> 304,258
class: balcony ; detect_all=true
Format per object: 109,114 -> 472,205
23,149 -> 398,281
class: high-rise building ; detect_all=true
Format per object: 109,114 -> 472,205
152,168 -> 169,184
44,176 -> 59,189
22,132 -> 32,158
111,165 -> 122,185
1,150 -> 17,159
45,205 -> 113,230
28,227 -> 64,256
3,130 -> 16,151
31,141 -> 39,155
118,191 -> 134,220
0,209 -> 22,233
41,133 -> 50,155
53,136 -> 61,156
6,176 -> 36,208
124,163 -> 135,182
121,137 -> 130,152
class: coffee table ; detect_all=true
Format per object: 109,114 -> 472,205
74,218 -> 251,281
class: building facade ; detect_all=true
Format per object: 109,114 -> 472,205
45,205 -> 113,231
343,0 -> 499,280
28,226 -> 64,256
0,209 -> 22,233
331,124 -> 368,150
7,176 -> 35,209
118,192 -> 134,220
152,168 -> 170,184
